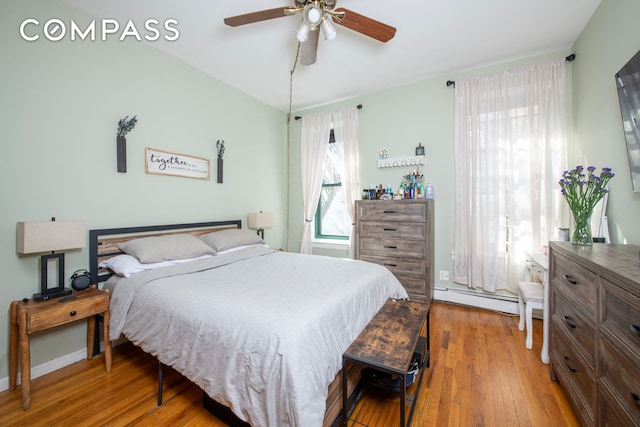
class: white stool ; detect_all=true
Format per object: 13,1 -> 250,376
518,281 -> 544,349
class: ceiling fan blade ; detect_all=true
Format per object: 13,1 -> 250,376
332,8 -> 396,42
224,7 -> 291,27
301,29 -> 319,66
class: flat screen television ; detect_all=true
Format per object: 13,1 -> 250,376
615,48 -> 640,192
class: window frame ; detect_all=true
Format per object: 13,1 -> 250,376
314,182 -> 350,241
314,130 -> 350,241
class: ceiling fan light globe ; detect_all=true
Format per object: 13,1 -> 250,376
303,5 -> 323,26
296,22 -> 310,42
321,18 -> 336,41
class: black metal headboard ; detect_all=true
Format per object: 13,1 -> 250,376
89,220 -> 242,285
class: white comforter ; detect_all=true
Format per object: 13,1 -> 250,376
109,245 -> 408,427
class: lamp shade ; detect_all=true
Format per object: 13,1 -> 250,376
247,212 -> 274,230
17,220 -> 86,254
296,22 -> 311,42
321,17 -> 336,41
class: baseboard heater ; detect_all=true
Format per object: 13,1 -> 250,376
434,286 -> 520,315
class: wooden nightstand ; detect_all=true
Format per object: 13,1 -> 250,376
8,286 -> 112,410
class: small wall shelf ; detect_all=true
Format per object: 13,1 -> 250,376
377,155 -> 425,168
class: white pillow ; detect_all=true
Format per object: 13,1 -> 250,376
99,253 -> 213,278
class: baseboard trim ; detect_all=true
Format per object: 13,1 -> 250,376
0,347 -> 87,392
0,337 -> 125,393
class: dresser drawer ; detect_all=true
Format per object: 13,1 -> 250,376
552,324 -> 597,424
27,296 -> 109,333
552,288 -> 597,369
357,221 -> 426,241
395,274 -> 427,300
600,336 -> 640,423
356,201 -> 427,222
601,278 -> 640,357
552,252 -> 598,316
359,238 -> 426,259
599,383 -> 640,427
359,255 -> 426,277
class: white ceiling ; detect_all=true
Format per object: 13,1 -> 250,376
62,0 -> 601,112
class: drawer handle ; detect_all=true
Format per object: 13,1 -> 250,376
563,356 -> 577,373
383,263 -> 397,267
563,315 -> 577,329
383,228 -> 397,232
630,324 -> 640,336
563,274 -> 578,285
383,245 -> 397,249
632,392 -> 640,408
69,310 -> 77,317
383,210 -> 397,214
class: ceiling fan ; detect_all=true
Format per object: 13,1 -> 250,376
224,1 -> 396,66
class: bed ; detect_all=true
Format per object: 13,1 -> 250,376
89,220 -> 408,427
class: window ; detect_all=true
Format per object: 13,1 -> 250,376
315,132 -> 350,240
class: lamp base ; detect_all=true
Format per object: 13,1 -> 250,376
33,287 -> 72,302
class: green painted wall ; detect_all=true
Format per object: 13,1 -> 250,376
571,0 -> 640,243
1,0 -> 286,378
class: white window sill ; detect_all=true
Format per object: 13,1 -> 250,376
312,239 -> 350,250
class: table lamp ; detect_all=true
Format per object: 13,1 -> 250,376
17,218 -> 86,301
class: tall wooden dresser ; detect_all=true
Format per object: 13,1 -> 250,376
354,199 -> 434,304
549,242 -> 640,426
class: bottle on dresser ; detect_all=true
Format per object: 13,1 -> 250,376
425,182 -> 434,199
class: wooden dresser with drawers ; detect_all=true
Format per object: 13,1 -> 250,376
354,199 -> 434,304
549,242 -> 640,426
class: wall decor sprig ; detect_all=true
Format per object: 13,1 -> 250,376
117,115 -> 137,137
116,115 -> 138,173
216,139 -> 225,159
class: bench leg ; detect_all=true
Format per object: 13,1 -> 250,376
341,358 -> 348,425
400,374 -> 406,426
158,362 -> 164,406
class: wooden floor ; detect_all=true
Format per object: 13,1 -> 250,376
0,302 -> 579,427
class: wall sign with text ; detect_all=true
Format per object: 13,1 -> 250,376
145,147 -> 210,180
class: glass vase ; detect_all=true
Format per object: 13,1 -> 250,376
570,208 -> 594,246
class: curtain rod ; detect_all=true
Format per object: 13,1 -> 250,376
294,104 -> 363,120
445,54 -> 576,88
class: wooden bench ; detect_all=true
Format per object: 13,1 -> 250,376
342,298 -> 430,427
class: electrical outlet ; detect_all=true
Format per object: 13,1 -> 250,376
439,270 -> 450,281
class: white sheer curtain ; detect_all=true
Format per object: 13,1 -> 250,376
332,107 -> 360,258
300,112 -> 332,254
453,58 -> 567,293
